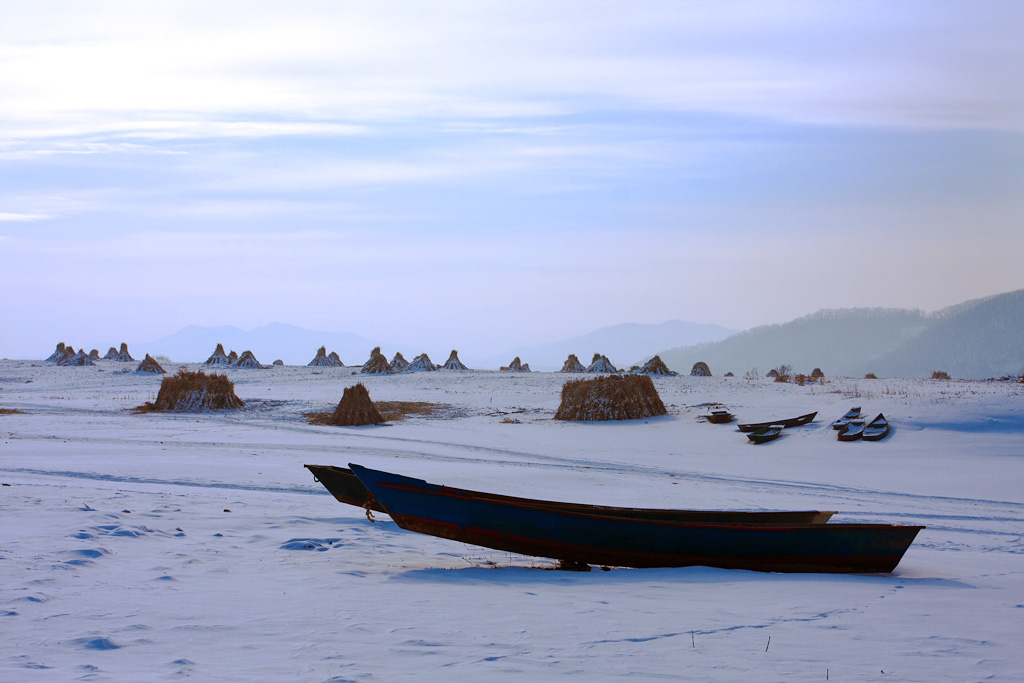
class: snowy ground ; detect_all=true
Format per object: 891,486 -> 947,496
2,360 -> 1022,682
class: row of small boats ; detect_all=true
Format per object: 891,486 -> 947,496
304,463 -> 923,574
832,407 -> 890,441
705,407 -> 890,443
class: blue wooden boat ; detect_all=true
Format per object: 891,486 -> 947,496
349,464 -> 924,573
305,464 -> 834,524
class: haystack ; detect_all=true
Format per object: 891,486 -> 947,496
136,354 -> 166,374
147,370 -> 243,412
442,350 -> 468,370
327,352 -> 343,367
690,361 -> 712,377
228,350 -> 238,363
307,346 -> 333,367
637,355 -> 677,376
390,352 -> 409,372
88,349 -> 101,361
811,368 -> 825,379
204,343 -> 232,366
361,347 -> 392,374
113,342 -> 134,362
46,342 -> 69,363
586,353 -> 618,373
234,350 -> 263,369
272,359 -> 284,366
502,356 -> 531,372
559,354 -> 587,373
103,346 -> 119,360
58,347 -> 94,366
326,383 -> 385,426
554,375 -> 667,422
406,353 -> 437,372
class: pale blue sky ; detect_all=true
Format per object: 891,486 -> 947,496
2,0 -> 1022,358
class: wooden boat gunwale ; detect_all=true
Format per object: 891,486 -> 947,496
305,464 -> 835,525
737,411 -> 817,432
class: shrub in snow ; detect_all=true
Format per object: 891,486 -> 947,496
554,374 -> 667,422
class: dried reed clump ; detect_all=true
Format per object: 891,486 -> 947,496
811,368 -> 825,378
205,343 -> 232,366
554,374 -> 667,422
389,352 -> 409,372
136,354 -> 166,374
637,355 -> 677,376
586,353 -> 618,373
327,383 -> 385,426
502,356 -> 531,372
442,349 -> 469,370
559,354 -> 586,373
138,369 -> 243,413
690,361 -> 712,377
931,370 -> 951,380
361,347 -> 392,374
865,373 -> 879,379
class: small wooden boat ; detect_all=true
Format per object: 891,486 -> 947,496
862,414 -> 890,441
706,409 -> 735,424
349,464 -> 924,573
737,411 -> 817,432
832,407 -> 861,430
747,425 -> 784,444
838,419 -> 866,441
305,464 -> 834,525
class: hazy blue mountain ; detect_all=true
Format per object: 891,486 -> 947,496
482,320 -> 738,372
137,323 -> 387,365
657,290 -> 1024,379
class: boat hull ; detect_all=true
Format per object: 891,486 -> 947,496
349,464 -> 923,573
738,412 -> 817,432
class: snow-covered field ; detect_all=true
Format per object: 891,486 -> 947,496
2,360 -> 1022,682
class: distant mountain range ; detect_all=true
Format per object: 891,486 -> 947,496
657,289 -> 1024,379
135,289 -> 1023,378
139,323 -> 387,366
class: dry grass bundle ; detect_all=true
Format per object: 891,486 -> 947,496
559,354 -> 586,373
205,343 -> 232,366
406,353 -> 437,372
931,370 -> 951,380
114,342 -> 134,362
586,353 -> 618,373
690,361 -> 712,377
326,383 -> 385,426
136,354 -> 166,374
88,349 -> 100,361
103,346 -> 119,360
811,368 -> 825,378
442,349 -> 468,370
389,352 -> 409,372
637,355 -> 677,376
136,369 -> 243,413
307,346 -> 331,367
554,374 -> 667,422
502,356 -> 531,372
361,347 -> 392,374
234,350 -> 263,368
